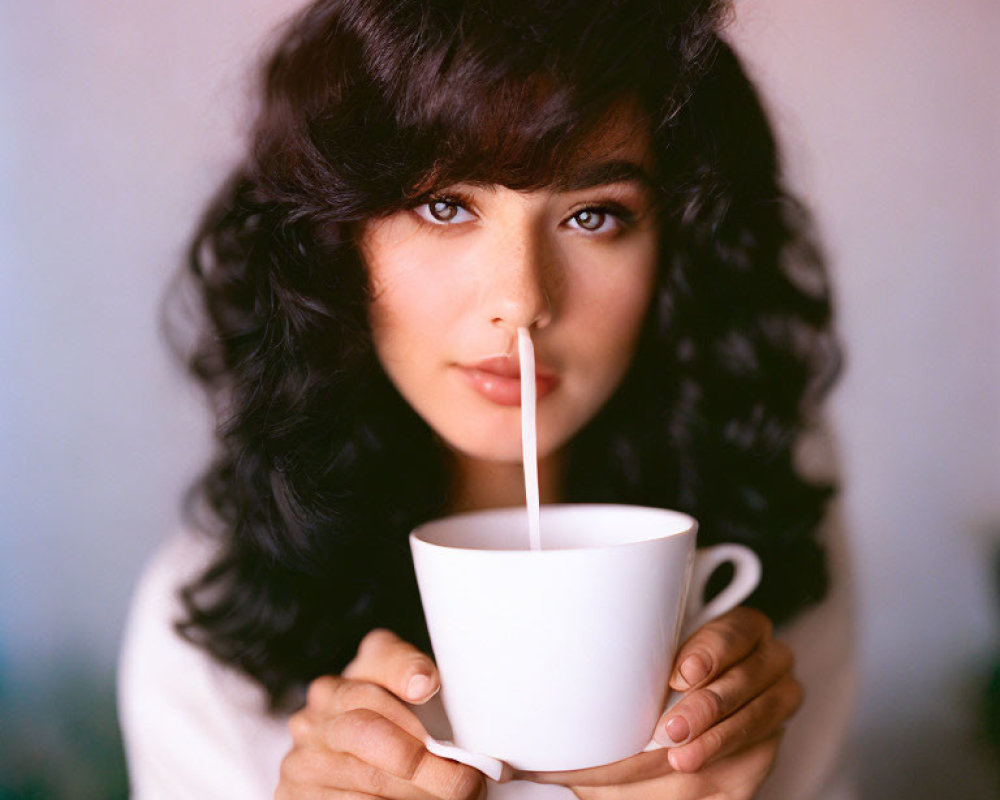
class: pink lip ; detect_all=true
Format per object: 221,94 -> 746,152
457,356 -> 560,407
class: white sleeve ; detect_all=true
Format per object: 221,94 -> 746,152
117,533 -> 292,800
757,502 -> 860,800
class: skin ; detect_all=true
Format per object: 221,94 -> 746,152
361,125 -> 659,510
278,618 -> 799,800
277,120 -> 802,799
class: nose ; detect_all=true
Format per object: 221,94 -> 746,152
485,224 -> 555,332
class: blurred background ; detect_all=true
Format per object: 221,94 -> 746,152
1,0 -> 997,797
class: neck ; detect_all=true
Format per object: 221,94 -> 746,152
449,450 -> 563,513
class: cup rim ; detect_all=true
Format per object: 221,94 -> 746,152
409,503 -> 698,554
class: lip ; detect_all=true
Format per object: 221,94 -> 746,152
457,356 -> 560,407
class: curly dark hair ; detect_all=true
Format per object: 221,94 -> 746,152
172,0 -> 842,712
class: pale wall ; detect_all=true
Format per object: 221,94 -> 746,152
1,1 -> 997,796
729,2 -> 1000,795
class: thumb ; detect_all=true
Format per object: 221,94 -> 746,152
343,628 -> 440,704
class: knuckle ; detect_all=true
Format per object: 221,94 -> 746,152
694,686 -> 727,724
287,710 -> 312,742
706,620 -> 740,653
699,725 -> 725,760
279,747 -> 320,783
360,760 -> 389,796
306,675 -> 340,708
359,627 -> 394,654
714,607 -> 764,647
338,706 -> 387,736
332,708 -> 423,779
767,638 -> 794,669
278,752 -> 298,782
337,678 -> 387,711
328,706 -> 387,750
727,607 -> 770,643
406,652 -> 436,676
390,736 -> 426,780
742,607 -> 773,639
442,763 -> 485,800
676,685 -> 726,733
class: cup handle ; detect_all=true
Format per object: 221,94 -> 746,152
681,544 -> 762,640
424,736 -> 507,781
643,543 -> 763,754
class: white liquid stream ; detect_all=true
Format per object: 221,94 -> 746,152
517,327 -> 542,551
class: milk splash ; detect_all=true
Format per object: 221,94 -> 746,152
517,327 -> 542,551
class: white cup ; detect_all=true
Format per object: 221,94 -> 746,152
409,504 -> 762,773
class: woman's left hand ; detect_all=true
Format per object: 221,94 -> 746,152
520,607 -> 801,800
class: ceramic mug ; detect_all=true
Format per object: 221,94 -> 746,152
409,504 -> 762,774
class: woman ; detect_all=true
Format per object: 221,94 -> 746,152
119,0 -> 855,798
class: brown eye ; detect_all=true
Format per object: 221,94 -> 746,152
429,200 -> 459,222
572,209 -> 607,231
415,198 -> 474,225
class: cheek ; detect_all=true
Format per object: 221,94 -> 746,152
367,243 -> 461,363
571,243 -> 657,366
369,278 -> 439,357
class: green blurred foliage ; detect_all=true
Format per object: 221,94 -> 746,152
985,547 -> 1000,764
0,662 -> 128,800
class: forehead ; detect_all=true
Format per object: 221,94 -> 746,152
553,113 -> 655,190
410,98 -> 655,197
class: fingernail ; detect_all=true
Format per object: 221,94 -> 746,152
407,673 -> 434,701
660,715 -> 690,746
678,654 -> 710,688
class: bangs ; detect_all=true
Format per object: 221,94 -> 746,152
380,1 -> 662,194
295,0 -> 701,214
402,76 -> 652,196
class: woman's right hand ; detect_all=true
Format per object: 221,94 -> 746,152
276,628 -> 486,800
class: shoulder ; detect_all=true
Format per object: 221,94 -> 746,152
761,502 -> 860,800
118,531 -> 291,800
779,423 -> 857,687
778,500 -> 856,665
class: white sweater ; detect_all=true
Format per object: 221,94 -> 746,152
118,519 -> 857,800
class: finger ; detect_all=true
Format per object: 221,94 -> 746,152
327,710 -> 485,800
670,607 -> 772,692
680,733 -> 783,799
284,723 -> 478,800
304,750 -> 469,800
278,748 -> 391,799
298,678 -> 488,797
300,675 -> 429,743
666,674 -> 802,773
282,789 -> 386,800
344,629 -> 441,704
655,637 -> 794,747
517,748 -> 673,787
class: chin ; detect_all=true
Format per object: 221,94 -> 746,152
438,424 -> 575,466
442,436 -> 526,465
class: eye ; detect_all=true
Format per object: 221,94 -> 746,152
571,209 -> 609,231
567,205 -> 630,235
414,199 -> 475,225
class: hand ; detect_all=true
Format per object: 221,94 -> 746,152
568,738 -> 780,800
276,628 -> 485,800
522,607 -> 800,800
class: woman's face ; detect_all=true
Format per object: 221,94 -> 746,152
361,122 -> 659,465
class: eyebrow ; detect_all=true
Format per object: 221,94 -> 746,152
555,160 -> 655,192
